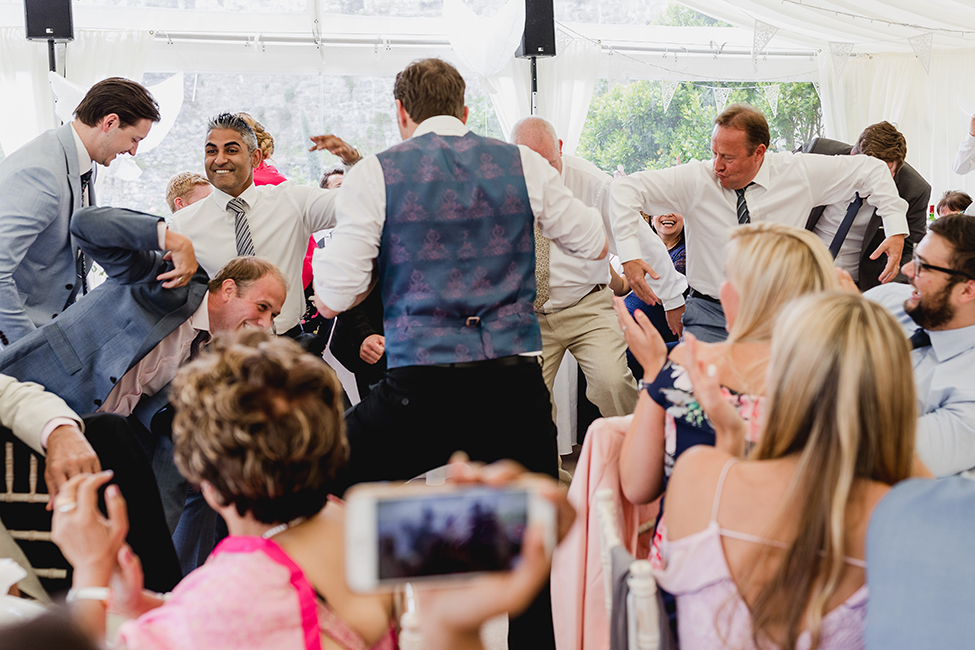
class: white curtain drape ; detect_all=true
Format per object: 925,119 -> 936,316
64,29 -> 153,88
819,48 -> 975,201
484,35 -> 602,155
0,29 -> 153,157
0,29 -> 52,155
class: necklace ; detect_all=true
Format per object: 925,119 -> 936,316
261,516 -> 306,539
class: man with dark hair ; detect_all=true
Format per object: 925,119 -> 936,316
612,103 -> 910,341
171,112 -> 357,337
803,121 -> 929,290
0,77 -> 169,348
0,206 -> 286,549
937,189 -> 972,216
312,57 -> 606,650
319,165 -> 345,190
866,214 -> 975,476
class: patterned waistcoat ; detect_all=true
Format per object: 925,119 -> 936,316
377,130 -> 540,368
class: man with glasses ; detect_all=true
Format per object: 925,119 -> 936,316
866,214 -> 975,476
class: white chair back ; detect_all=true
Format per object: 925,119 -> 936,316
595,488 -> 663,650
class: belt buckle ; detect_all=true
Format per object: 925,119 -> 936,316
465,316 -> 481,328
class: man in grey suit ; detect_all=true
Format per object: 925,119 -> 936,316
0,77 -> 171,348
802,121 -> 930,291
0,205 -> 287,536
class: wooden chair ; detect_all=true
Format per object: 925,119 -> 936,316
0,430 -> 70,597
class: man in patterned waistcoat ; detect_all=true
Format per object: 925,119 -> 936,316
312,57 -> 607,650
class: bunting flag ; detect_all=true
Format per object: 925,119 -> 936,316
763,84 -> 781,118
829,41 -> 854,80
662,80 -> 679,113
713,87 -> 733,114
752,20 -> 778,61
908,33 -> 933,75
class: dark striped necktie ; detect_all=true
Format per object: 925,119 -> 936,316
735,183 -> 755,224
227,196 -> 256,256
76,170 -> 94,295
189,329 -> 211,360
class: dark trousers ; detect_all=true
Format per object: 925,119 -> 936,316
0,413 -> 182,594
342,357 -> 558,650
342,358 -> 558,486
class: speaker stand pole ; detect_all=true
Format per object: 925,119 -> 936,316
46,38 -> 60,126
530,56 -> 537,116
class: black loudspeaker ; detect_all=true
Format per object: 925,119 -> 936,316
24,0 -> 74,42
515,0 -> 556,59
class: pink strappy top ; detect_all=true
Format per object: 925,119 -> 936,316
653,459 -> 868,650
116,535 -> 396,650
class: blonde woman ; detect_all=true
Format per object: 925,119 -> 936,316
656,291 -> 917,649
616,223 -> 838,510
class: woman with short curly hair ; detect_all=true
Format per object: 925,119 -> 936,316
52,330 -> 397,650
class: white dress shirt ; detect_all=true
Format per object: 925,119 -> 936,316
70,122 -> 94,207
813,197 -> 871,283
171,181 -> 337,331
867,283 -> 975,477
611,151 -> 910,297
543,155 -> 686,312
312,115 -> 607,318
952,133 -> 975,176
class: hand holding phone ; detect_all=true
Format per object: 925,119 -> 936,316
345,479 -> 556,591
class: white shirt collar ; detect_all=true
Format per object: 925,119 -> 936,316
192,291 -> 211,332
210,182 -> 260,213
70,121 -> 93,175
412,115 -> 469,139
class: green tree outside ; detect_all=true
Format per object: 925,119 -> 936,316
578,80 -> 822,174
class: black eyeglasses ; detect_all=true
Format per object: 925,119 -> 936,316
912,254 -> 975,281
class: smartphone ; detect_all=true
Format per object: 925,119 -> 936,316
344,481 -> 556,591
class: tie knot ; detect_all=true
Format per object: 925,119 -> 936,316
736,188 -> 747,199
227,197 -> 247,214
909,327 -> 931,350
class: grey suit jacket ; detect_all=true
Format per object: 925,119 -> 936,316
0,123 -> 96,348
0,206 -> 209,424
0,374 -> 82,602
802,136 -> 930,291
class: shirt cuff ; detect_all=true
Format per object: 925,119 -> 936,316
616,239 -> 644,264
661,293 -> 687,311
40,417 -> 83,452
158,221 -> 168,249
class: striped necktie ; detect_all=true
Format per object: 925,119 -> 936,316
227,196 -> 256,256
735,183 -> 754,225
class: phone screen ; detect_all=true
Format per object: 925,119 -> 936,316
376,487 -> 528,581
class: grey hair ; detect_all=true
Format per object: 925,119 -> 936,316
207,112 -> 258,153
510,115 -> 559,147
